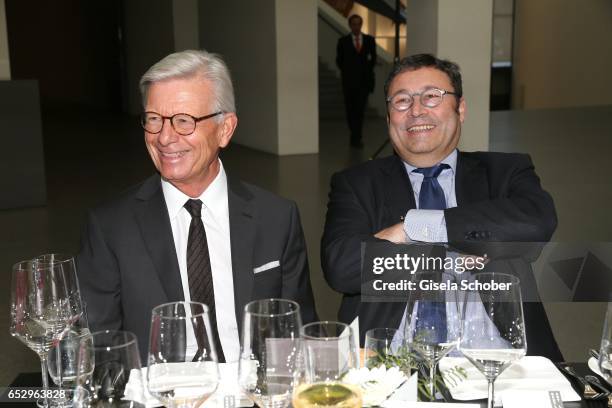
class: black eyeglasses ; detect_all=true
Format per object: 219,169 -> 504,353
141,111 -> 224,135
386,88 -> 457,112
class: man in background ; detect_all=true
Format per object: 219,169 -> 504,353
77,50 -> 317,362
336,14 -> 377,148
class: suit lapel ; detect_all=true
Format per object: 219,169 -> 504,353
381,156 -> 417,224
455,152 -> 489,205
227,177 -> 256,332
134,175 -> 184,302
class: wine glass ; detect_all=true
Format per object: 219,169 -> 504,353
458,273 -> 526,408
364,328 -> 407,372
47,311 -> 92,407
86,330 -> 144,407
10,255 -> 83,408
293,321 -> 362,408
238,298 -> 302,408
598,302 -> 612,383
147,301 -> 219,408
403,272 -> 461,400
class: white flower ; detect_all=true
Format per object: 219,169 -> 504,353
343,366 -> 407,406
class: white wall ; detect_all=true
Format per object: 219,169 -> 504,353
513,0 -> 612,109
200,0 -> 318,155
0,0 -> 10,79
438,0 -> 492,153
276,0 -> 318,154
405,0 -> 492,152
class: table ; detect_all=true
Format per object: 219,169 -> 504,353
5,364 -> 609,407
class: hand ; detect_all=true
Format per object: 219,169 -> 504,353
374,223 -> 407,244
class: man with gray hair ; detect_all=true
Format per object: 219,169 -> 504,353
77,50 -> 317,362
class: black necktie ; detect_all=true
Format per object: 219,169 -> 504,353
412,164 -> 449,343
184,199 -> 226,363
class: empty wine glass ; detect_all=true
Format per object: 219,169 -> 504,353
403,272 -> 461,400
86,330 -> 144,407
147,301 -> 219,408
458,273 -> 526,408
238,298 -> 302,408
293,321 -> 362,408
10,255 -> 83,408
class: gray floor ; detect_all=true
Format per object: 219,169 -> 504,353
1,106 -> 610,384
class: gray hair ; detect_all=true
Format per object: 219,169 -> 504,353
139,49 -> 236,121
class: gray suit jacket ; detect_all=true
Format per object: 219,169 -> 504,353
77,174 -> 317,362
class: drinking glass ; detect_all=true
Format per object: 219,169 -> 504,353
364,328 -> 406,371
403,272 -> 461,400
10,255 -> 83,408
85,330 -> 144,407
238,298 -> 302,408
458,273 -> 526,408
147,301 -> 219,408
47,312 -> 92,407
598,302 -> 612,383
292,321 -> 361,408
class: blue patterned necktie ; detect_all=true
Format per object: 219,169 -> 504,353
413,164 -> 449,344
413,163 -> 449,210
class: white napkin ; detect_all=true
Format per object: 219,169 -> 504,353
348,316 -> 360,368
381,402 -> 479,408
439,356 -> 580,402
588,357 -> 607,379
124,363 -> 253,407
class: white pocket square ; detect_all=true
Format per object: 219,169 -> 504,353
253,260 -> 280,274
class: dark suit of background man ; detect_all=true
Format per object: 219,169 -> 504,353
336,14 -> 377,148
322,54 -> 564,361
77,50 -> 317,362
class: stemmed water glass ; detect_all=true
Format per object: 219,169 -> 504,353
147,301 -> 219,408
403,272 -> 461,400
293,321 -> 362,408
458,273 -> 526,408
10,254 -> 83,408
238,298 -> 302,408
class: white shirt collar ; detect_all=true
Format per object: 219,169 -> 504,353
402,149 -> 458,175
161,159 -> 229,223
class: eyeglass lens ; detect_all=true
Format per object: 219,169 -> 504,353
142,113 -> 196,135
390,88 -> 445,111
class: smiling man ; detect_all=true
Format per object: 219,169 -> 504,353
77,50 -> 317,362
321,54 -> 563,361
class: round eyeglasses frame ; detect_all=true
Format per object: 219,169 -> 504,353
141,111 -> 224,136
386,88 -> 457,112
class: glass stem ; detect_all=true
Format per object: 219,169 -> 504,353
428,361 -> 436,400
40,353 -> 49,407
487,378 -> 495,408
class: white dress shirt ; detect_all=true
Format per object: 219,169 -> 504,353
396,149 -> 504,348
161,159 -> 240,362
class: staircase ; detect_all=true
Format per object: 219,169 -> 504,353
318,59 -> 381,120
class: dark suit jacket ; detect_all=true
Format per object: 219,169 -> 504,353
321,152 -> 563,361
77,174 -> 318,362
336,33 -> 377,92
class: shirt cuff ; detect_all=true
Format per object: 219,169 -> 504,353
403,209 -> 448,243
